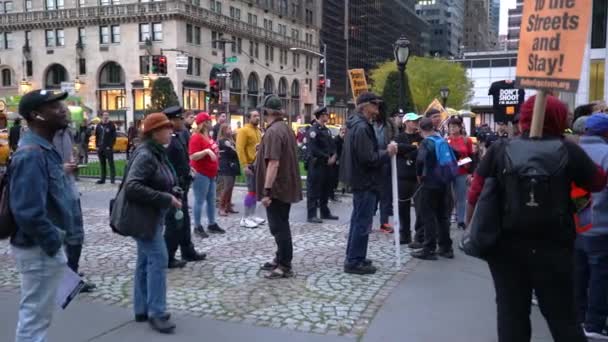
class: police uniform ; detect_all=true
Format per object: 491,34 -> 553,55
163,106 -> 206,268
306,107 -> 339,222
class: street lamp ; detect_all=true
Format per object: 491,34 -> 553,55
393,36 -> 411,112
142,75 -> 151,89
440,87 -> 450,107
291,44 -> 327,106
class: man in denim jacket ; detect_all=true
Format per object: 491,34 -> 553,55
9,89 -> 78,342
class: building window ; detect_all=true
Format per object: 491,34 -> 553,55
305,33 -> 312,45
139,56 -> 150,74
291,29 -> 299,40
592,0 -> 607,49
25,30 -> 31,47
194,26 -> 201,45
1,69 -> 11,87
78,0 -> 85,6
191,0 -> 199,6
292,52 -> 300,68
210,0 -> 221,14
4,1 -> 13,12
78,27 -> 86,44
280,49 -> 288,65
139,23 -> 150,42
589,60 -> 605,102
55,29 -> 64,46
79,58 -> 86,75
211,31 -> 223,48
152,23 -> 162,41
45,29 -> 56,47
194,57 -> 201,76
237,38 -> 242,54
187,57 -> 193,75
183,88 -> 206,111
278,24 -> 287,36
111,25 -> 120,43
45,0 -> 63,9
229,6 -> 240,20
99,26 -> 109,44
264,19 -> 273,31
265,45 -> 274,62
248,13 -> 257,26
25,0 -> 32,11
26,61 -> 33,77
305,8 -> 313,25
186,24 -> 192,43
231,36 -> 237,53
0,33 -> 11,49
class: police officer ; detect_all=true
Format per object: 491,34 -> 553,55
306,107 -> 339,223
163,106 -> 206,269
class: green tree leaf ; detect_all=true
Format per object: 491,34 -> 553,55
147,77 -> 180,114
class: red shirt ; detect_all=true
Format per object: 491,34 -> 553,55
189,133 -> 219,178
448,135 -> 474,175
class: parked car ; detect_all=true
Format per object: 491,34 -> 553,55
88,131 -> 129,152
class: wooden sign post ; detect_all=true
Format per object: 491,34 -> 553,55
515,0 -> 592,137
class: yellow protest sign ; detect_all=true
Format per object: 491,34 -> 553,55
348,69 -> 369,101
515,0 -> 592,92
423,99 -> 449,122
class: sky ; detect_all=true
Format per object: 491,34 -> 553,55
499,0 -> 517,35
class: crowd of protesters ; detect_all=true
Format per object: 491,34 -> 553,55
8,87 -> 608,342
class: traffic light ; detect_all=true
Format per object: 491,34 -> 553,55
209,78 -> 219,104
151,55 -> 168,75
317,76 -> 325,105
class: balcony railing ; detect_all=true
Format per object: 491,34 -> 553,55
0,0 -> 319,51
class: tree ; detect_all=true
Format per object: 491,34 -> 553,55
370,56 -> 472,112
381,71 -> 416,114
147,77 -> 180,113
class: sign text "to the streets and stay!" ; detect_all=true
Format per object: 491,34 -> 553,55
515,0 -> 592,92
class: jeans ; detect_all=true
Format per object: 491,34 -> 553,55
487,244 -> 586,342
12,246 -> 67,342
345,191 -> 377,267
419,186 -> 452,253
133,224 -> 169,318
98,148 -> 115,182
574,234 -> 608,332
192,173 -> 216,227
266,199 -> 293,270
452,174 -> 468,224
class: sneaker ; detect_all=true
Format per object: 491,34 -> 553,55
251,216 -> 266,225
149,315 -> 176,334
438,249 -> 455,259
344,263 -> 377,275
194,226 -> 209,239
182,252 -> 207,262
307,217 -> 323,224
208,223 -> 226,234
168,259 -> 187,269
80,282 -> 96,293
400,234 -> 412,245
584,328 -> 608,340
411,249 -> 438,260
96,180 -> 105,185
240,218 -> 258,228
380,224 -> 394,234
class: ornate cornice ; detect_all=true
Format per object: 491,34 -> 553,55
0,0 -> 320,51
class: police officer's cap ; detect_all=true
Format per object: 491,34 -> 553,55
314,106 -> 328,118
163,106 -> 184,119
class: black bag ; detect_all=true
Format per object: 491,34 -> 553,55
501,139 -> 570,235
0,160 -> 16,239
460,177 -> 502,258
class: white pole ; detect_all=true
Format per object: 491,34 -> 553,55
391,154 -> 401,268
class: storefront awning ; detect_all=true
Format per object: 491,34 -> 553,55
182,80 -> 207,89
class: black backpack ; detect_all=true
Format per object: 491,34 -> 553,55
500,139 -> 571,235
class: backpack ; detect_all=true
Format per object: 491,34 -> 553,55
0,157 -> 16,239
501,139 -> 571,234
427,135 -> 458,184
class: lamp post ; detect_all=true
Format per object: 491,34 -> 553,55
440,87 -> 450,108
291,44 -> 327,106
393,36 -> 411,112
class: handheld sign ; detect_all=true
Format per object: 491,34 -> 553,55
515,0 -> 592,137
348,69 -> 369,102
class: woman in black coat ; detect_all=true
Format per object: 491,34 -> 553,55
217,123 -> 241,216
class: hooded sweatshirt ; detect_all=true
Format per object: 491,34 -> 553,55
579,134 -> 608,236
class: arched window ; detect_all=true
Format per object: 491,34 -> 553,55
278,77 -> 288,97
248,73 -> 259,93
231,69 -> 242,91
99,61 -> 125,86
263,75 -> 274,95
1,69 -> 11,87
291,79 -> 300,98
45,64 -> 68,89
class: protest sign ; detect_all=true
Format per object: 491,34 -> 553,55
348,69 -> 369,101
515,0 -> 592,137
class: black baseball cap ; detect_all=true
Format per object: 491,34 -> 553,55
314,106 -> 328,118
356,92 -> 382,106
163,106 -> 184,119
19,89 -> 68,119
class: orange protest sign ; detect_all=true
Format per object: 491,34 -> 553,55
348,69 -> 369,101
423,99 -> 448,122
515,0 -> 592,92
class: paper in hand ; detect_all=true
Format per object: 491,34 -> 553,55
55,266 -> 85,310
457,157 -> 473,167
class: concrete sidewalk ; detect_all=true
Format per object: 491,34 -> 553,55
0,238 -> 554,342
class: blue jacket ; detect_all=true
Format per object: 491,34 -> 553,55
579,135 -> 608,236
9,131 -> 78,256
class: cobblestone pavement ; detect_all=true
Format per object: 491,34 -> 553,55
0,187 -> 414,338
